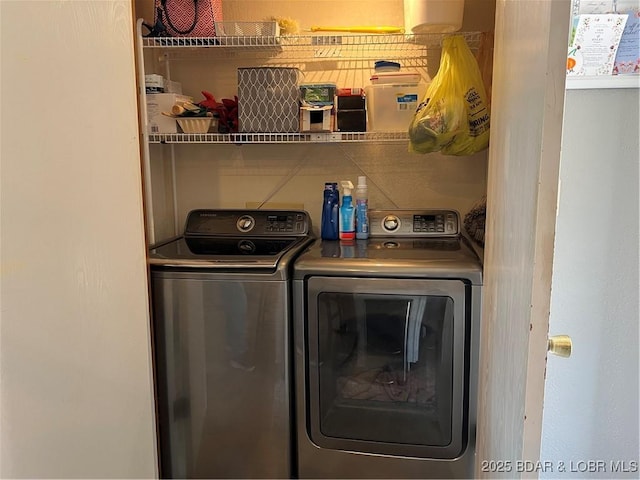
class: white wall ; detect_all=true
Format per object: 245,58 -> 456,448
541,87 -> 640,477
162,143 -> 489,239
135,0 -> 496,36
0,1 -> 157,477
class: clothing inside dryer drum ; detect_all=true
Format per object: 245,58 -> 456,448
316,293 -> 454,446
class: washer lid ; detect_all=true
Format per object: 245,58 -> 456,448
149,235 -> 311,270
149,209 -> 313,269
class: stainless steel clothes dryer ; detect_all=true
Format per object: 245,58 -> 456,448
149,209 -> 313,479
292,209 -> 482,479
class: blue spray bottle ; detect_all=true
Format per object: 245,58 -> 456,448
339,180 -> 355,240
321,182 -> 339,240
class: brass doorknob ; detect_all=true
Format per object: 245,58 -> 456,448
548,335 -> 572,358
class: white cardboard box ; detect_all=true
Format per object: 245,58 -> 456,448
146,94 -> 192,134
300,105 -> 334,132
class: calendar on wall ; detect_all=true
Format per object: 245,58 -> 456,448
568,0 -> 639,75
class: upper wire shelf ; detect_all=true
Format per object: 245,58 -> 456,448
141,31 -> 483,51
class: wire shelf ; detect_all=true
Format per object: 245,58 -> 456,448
148,131 -> 409,144
142,32 -> 485,65
142,31 -> 482,51
139,24 -> 490,146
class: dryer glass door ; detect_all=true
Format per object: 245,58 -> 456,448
306,277 -> 468,459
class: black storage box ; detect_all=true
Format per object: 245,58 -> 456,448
337,94 -> 366,110
337,110 -> 367,132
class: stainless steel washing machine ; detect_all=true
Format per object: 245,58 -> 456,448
149,209 -> 313,479
292,209 -> 482,479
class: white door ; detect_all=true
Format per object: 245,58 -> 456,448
0,1 -> 158,477
477,0 -> 640,477
540,87 -> 640,477
475,0 -> 573,475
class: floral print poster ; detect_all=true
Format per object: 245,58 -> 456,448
613,8 -> 640,74
567,14 -> 629,75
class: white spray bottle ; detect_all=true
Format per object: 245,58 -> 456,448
355,175 -> 369,239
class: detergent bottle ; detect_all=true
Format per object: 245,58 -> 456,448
321,182 -> 339,240
339,180 -> 355,240
355,175 -> 369,240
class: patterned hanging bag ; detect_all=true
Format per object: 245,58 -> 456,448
151,0 -> 223,37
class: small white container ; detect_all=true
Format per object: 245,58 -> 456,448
374,60 -> 401,72
404,0 -> 465,34
145,74 -> 164,93
365,83 -> 428,132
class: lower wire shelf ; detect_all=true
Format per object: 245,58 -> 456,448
148,131 -> 410,144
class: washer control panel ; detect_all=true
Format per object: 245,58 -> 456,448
184,209 -> 311,237
263,212 -> 307,233
369,210 -> 460,237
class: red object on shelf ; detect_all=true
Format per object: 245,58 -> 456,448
198,91 -> 238,133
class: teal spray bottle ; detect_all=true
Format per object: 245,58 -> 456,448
339,180 -> 355,240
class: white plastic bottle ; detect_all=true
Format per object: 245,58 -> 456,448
355,175 -> 369,240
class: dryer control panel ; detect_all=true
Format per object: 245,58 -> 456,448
369,209 -> 460,237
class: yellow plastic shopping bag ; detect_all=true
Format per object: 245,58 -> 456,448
409,35 -> 490,156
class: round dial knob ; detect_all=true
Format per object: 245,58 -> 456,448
382,214 -> 400,233
238,240 -> 256,254
236,215 -> 255,232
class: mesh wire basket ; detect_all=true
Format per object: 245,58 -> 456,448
214,21 -> 280,37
